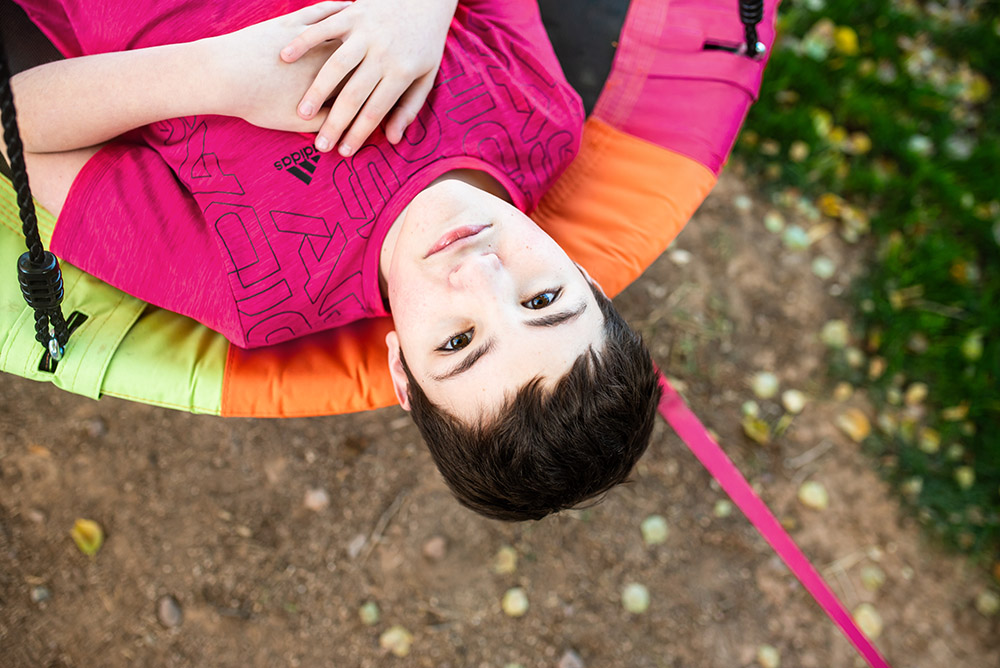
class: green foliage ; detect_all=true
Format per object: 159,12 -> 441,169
737,0 -> 1000,561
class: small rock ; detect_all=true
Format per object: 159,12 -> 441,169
742,400 -> 760,417
821,320 -> 850,349
781,390 -> 807,414
640,515 -> 669,545
421,535 -> 448,561
714,500 -> 734,518
157,595 -> 183,628
852,603 -> 883,639
26,508 -> 46,524
782,225 -> 811,251
558,649 -> 586,668
501,587 -> 529,617
84,417 -> 108,438
751,372 -> 780,399
798,481 -> 829,511
763,211 -> 785,233
379,625 -> 413,657
860,565 -> 886,592
975,590 -> 999,617
30,586 -> 51,604
493,545 -> 518,574
734,195 -> 753,212
358,601 -> 380,626
844,346 -> 865,368
303,488 -> 330,512
811,256 -> 836,280
757,644 -> 781,668
668,249 -> 692,266
347,534 -> 367,559
621,583 -> 650,614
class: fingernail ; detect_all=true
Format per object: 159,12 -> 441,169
299,101 -> 315,118
338,143 -> 352,157
316,135 -> 330,152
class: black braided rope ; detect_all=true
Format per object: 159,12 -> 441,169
739,0 -> 764,56
0,33 -> 70,352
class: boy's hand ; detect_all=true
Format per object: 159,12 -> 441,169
207,2 -> 353,134
279,0 -> 458,155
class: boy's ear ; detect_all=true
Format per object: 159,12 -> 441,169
385,330 -> 411,411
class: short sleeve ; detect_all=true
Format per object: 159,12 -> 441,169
51,140 -> 241,341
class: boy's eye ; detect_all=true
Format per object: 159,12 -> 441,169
439,329 -> 473,352
523,289 -> 561,310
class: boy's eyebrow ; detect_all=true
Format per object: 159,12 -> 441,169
524,301 -> 587,328
433,338 -> 497,381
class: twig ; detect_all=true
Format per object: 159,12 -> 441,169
784,439 -> 835,470
360,488 -> 409,564
821,549 -> 867,574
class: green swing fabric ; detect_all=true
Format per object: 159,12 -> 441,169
0,180 -> 227,412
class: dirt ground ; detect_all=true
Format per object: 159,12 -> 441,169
2,169 -> 998,667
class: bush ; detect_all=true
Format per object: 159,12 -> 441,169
737,0 -> 999,561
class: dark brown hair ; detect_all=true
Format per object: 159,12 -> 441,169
402,284 -> 661,521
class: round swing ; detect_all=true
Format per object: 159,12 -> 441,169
1,0 -> 762,417
1,1 -> 894,665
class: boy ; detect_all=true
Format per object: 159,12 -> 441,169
4,0 -> 660,520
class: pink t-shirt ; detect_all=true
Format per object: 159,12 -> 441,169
17,0 -> 584,348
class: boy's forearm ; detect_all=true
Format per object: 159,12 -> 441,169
10,39 -> 223,153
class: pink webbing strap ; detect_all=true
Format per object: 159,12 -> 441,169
657,374 -> 892,668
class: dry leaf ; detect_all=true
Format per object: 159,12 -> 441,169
70,519 -> 104,556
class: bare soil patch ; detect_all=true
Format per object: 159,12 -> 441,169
2,172 -> 997,667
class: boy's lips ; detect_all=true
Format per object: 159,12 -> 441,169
424,224 -> 490,258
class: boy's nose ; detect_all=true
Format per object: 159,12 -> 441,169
448,253 -> 503,291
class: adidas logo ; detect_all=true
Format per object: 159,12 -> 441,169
274,145 -> 321,185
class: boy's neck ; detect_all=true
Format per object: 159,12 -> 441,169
378,170 -> 512,305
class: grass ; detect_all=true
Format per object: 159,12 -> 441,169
736,0 -> 999,566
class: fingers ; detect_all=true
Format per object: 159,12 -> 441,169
384,73 -> 436,144
296,39 -> 364,121
294,1 -> 352,25
315,60 -> 383,154
281,6 -> 351,63
338,77 -> 413,154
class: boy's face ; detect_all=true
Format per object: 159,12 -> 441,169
384,179 -> 605,422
